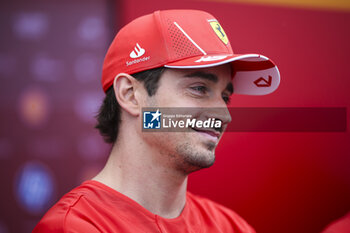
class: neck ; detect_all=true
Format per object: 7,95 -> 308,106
93,125 -> 188,219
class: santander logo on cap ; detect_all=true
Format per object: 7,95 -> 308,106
130,43 -> 145,58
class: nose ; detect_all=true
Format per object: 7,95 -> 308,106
200,98 -> 232,128
204,107 -> 232,126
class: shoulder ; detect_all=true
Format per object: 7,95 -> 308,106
33,182 -> 102,233
187,192 -> 256,233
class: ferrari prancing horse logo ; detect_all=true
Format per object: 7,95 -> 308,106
209,21 -> 228,45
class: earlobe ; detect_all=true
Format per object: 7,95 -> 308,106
113,73 -> 140,116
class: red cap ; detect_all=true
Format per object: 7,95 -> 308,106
102,9 -> 280,95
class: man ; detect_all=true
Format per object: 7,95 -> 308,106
33,9 -> 280,232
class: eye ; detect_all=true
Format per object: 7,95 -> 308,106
190,85 -> 208,94
222,95 -> 231,104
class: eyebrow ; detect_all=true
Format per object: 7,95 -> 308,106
184,71 -> 218,83
184,71 -> 234,94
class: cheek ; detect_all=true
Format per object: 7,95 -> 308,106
145,95 -> 157,107
141,132 -> 181,157
153,89 -> 184,107
156,89 -> 209,108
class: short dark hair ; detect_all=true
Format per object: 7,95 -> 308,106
95,67 -> 167,143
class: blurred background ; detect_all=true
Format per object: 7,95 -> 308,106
0,0 -> 349,232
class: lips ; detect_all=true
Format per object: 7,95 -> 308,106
191,127 -> 220,138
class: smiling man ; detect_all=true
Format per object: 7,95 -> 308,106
33,9 -> 280,232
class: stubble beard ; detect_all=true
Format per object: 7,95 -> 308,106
174,141 -> 217,174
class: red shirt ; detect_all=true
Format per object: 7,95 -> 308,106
33,180 -> 256,233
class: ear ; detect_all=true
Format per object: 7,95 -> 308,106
113,73 -> 141,117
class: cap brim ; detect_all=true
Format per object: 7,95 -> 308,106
164,53 -> 280,95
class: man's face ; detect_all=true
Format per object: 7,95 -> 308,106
141,64 -> 232,174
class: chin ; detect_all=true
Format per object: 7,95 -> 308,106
175,142 -> 216,174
